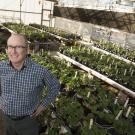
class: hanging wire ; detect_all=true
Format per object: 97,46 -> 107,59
21,0 -> 25,5
23,0 -> 27,24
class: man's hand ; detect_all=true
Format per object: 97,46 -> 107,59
0,105 -> 3,112
31,105 -> 44,117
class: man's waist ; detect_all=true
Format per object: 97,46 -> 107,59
5,114 -> 30,121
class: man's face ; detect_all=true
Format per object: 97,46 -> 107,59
6,35 -> 28,65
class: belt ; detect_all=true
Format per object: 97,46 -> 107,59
6,115 -> 29,121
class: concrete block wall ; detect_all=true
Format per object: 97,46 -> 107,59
54,17 -> 135,49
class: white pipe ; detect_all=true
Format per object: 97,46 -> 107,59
78,40 -> 135,66
57,52 -> 135,98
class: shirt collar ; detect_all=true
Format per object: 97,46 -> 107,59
23,55 -> 32,67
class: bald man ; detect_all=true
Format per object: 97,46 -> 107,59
0,34 -> 60,135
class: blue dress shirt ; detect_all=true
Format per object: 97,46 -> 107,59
0,56 -> 60,116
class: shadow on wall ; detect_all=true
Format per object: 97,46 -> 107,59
54,6 -> 135,34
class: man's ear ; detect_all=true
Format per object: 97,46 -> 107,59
5,48 -> 8,54
26,48 -> 29,54
27,45 -> 30,54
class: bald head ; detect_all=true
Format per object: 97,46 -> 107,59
7,34 -> 27,47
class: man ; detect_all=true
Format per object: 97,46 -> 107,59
0,34 -> 60,135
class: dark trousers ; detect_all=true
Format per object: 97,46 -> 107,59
3,114 -> 39,135
0,111 -> 5,135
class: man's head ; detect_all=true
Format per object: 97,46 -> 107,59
6,34 -> 28,66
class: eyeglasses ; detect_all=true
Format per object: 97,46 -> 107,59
7,45 -> 27,51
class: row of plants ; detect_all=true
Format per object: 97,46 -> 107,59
3,22 -> 77,46
92,40 -> 135,62
2,23 -> 78,53
33,52 -> 135,135
28,23 -> 135,63
59,44 -> 135,91
29,23 -> 80,41
3,22 -> 56,43
0,51 -> 135,135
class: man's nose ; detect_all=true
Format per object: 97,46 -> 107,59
11,47 -> 17,53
